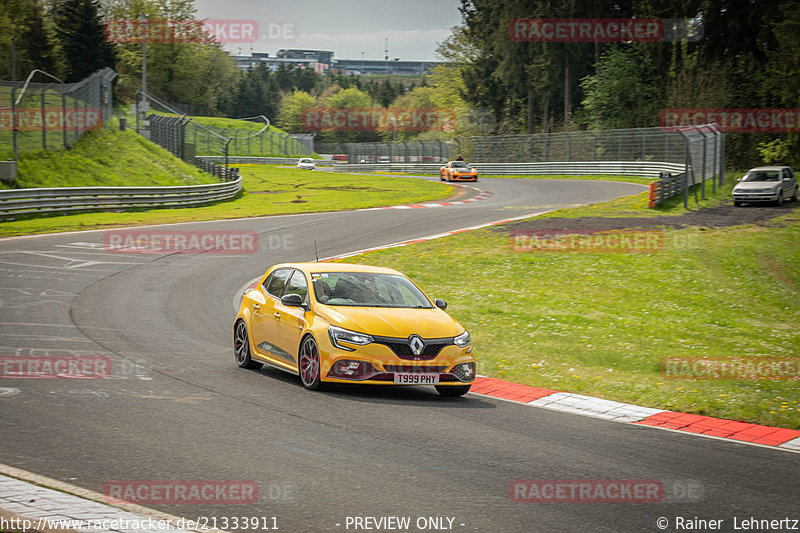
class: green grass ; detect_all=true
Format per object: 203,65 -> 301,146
333,190 -> 800,429
529,176 -> 738,220
148,111 -> 319,158
0,165 -> 453,236
0,88 -> 90,160
2,127 -> 217,190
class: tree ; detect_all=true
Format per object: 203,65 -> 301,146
326,86 -> 373,108
52,0 -> 114,82
0,0 -> 59,80
276,90 -> 316,133
579,46 -> 660,130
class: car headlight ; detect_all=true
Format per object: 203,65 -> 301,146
329,326 -> 374,351
454,330 -> 471,348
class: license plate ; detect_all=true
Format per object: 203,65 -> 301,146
394,373 -> 439,385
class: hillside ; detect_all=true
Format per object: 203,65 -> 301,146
5,127 -> 218,189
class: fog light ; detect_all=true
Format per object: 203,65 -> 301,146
328,359 -> 377,379
451,362 -> 476,382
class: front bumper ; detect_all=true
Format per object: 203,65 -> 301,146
318,335 -> 476,386
449,173 -> 478,181
732,190 -> 779,202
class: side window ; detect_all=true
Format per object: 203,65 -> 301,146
284,270 -> 308,302
264,269 -> 291,297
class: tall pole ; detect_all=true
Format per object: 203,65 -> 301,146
11,37 -> 16,82
140,15 -> 147,100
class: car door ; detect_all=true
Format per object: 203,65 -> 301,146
251,268 -> 292,364
785,168 -> 797,198
272,269 -> 309,368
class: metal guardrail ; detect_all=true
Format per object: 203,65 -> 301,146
648,172 -> 687,207
332,161 -> 687,178
196,156 -> 333,166
0,177 -> 242,218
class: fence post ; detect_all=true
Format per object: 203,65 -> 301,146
40,90 -> 46,150
700,126 -> 707,200
73,93 -> 78,145
10,86 -> 19,166
711,126 -> 718,194
61,93 -> 68,148
720,131 -> 726,185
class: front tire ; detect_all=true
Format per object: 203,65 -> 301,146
435,384 -> 471,397
299,336 -> 325,390
734,201 -> 742,207
776,191 -> 784,206
234,320 -> 262,369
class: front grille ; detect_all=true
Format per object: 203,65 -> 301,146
384,365 -> 447,373
373,336 -> 454,361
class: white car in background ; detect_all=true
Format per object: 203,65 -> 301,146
296,158 -> 316,170
732,166 -> 798,206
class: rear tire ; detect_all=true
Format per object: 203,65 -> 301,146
435,385 -> 471,397
234,320 -> 262,369
792,187 -> 799,202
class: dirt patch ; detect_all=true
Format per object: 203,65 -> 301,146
497,202 -> 800,233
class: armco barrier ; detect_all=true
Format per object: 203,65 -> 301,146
196,156 -> 333,166
648,172 -> 686,207
332,161 -> 686,178
0,177 -> 242,218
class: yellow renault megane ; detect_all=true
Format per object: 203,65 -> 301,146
233,263 -> 475,396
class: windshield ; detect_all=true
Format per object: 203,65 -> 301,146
311,272 -> 432,308
451,162 -> 470,169
742,170 -> 780,182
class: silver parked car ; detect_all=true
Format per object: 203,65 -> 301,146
296,158 -> 316,170
732,166 -> 798,206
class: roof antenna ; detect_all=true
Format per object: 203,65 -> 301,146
314,239 -> 319,262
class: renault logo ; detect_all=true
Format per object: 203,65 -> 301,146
409,335 -> 424,356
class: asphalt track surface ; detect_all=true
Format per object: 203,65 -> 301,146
1,177 -> 797,533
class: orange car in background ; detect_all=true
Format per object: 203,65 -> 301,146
440,161 -> 479,182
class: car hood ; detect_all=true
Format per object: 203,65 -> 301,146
315,305 -> 462,338
734,182 -> 779,190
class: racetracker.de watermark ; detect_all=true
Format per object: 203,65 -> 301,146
510,229 -> 664,253
300,107 -> 456,132
104,480 -> 258,504
661,357 -> 800,380
103,19 -> 282,43
103,230 -> 260,255
660,108 -> 800,132
509,18 -> 663,42
510,479 -> 663,503
0,356 -> 111,379
0,108 -> 101,132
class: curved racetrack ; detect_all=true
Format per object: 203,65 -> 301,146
1,177 -> 797,532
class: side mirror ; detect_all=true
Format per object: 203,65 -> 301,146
783,176 -> 791,181
737,178 -> 742,182
281,293 -> 305,307
434,298 -> 447,310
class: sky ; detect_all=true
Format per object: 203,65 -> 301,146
193,0 -> 462,61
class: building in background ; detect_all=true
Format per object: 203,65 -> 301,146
229,50 -> 441,75
230,52 -> 328,73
